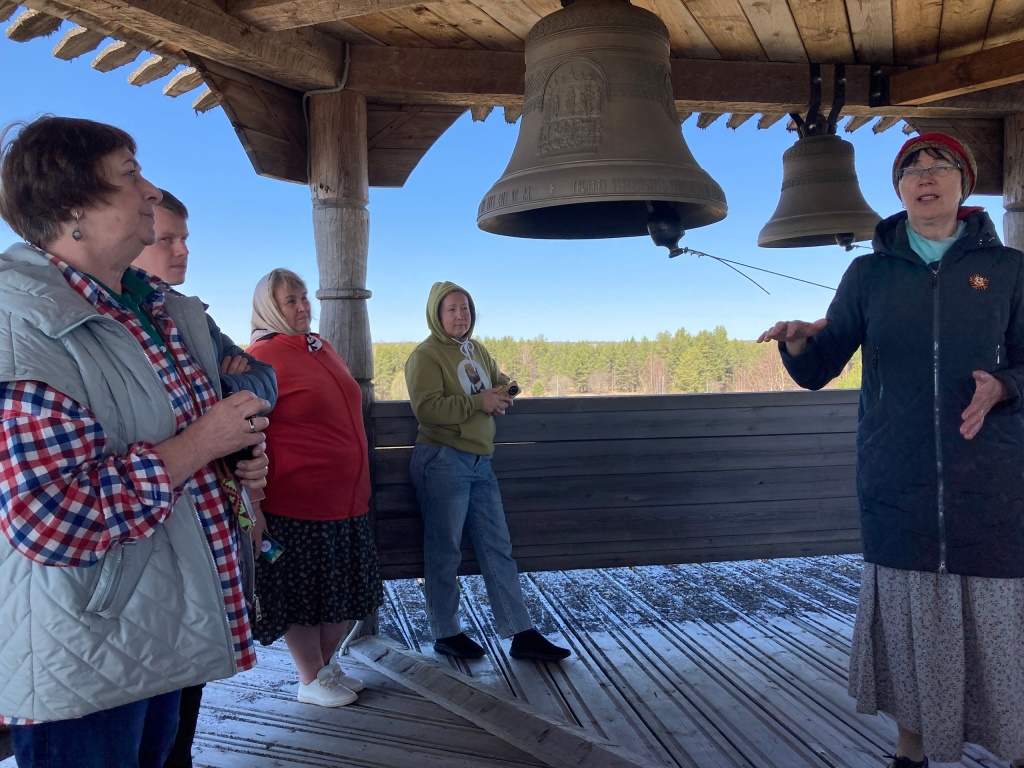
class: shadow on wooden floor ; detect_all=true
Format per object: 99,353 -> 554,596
191,556 -> 1006,768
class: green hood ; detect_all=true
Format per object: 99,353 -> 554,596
426,281 -> 476,343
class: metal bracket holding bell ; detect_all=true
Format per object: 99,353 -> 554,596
789,63 -> 846,139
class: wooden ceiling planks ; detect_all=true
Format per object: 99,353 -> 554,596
845,0 -> 894,64
424,0 -> 524,52
347,11 -> 439,47
315,18 -> 387,45
465,0 -> 539,40
892,0 -> 942,65
380,5 -> 482,49
986,0 -> 1024,49
366,103 -> 466,186
192,55 -> 308,182
890,39 -> 1024,104
787,0 -> 854,63
735,0 -> 806,63
227,0 -> 424,31
937,0 -> 994,60
682,0 -> 768,61
635,0 -> 719,58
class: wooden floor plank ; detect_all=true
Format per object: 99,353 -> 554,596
186,557 -> 1008,767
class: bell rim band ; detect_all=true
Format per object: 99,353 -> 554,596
247,417 -> 256,433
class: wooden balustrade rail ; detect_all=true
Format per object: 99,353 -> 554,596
369,389 -> 862,580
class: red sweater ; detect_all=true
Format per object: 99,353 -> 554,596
247,334 -> 370,520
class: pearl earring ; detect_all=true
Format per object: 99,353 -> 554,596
71,212 -> 82,241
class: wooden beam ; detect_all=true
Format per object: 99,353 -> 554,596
52,25 -> 105,59
127,54 -> 177,86
348,636 -> 657,768
91,39 -> 142,71
503,105 -> 522,124
696,112 -> 722,129
163,66 -> 205,97
191,55 -> 307,183
0,1 -> 19,23
757,113 -> 785,129
7,9 -> 62,41
871,116 -> 902,133
227,0 -> 424,31
726,113 -> 754,130
890,39 -> 1024,106
192,87 -> 220,112
843,115 -> 873,133
342,47 -> 1023,119
469,105 -> 493,122
19,0 -> 342,90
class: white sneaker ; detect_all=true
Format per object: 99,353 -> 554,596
297,667 -> 358,707
323,659 -> 365,693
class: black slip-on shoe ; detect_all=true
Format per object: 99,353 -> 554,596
433,632 -> 485,659
509,629 -> 571,661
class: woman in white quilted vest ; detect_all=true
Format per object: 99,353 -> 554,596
0,116 -> 272,768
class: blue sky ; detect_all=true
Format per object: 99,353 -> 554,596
0,26 -> 1005,343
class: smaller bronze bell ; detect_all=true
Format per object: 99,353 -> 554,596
758,134 -> 880,250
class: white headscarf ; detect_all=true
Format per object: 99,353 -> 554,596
250,269 -> 306,343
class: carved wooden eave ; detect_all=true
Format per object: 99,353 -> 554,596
4,0 -> 1024,192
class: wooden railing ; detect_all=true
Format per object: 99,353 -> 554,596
369,389 -> 861,580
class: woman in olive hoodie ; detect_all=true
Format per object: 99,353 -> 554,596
405,281 -> 570,662
760,134 -> 1024,768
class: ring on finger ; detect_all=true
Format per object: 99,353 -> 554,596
247,417 -> 256,433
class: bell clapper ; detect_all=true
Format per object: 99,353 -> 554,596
646,200 -> 685,257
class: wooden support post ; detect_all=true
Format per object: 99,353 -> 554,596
1005,114 -> 1024,252
308,90 -> 376,638
308,89 -> 373,406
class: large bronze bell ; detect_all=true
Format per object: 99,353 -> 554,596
758,133 -> 880,249
477,0 -> 727,246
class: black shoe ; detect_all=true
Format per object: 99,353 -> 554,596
433,632 -> 485,659
509,629 -> 571,661
885,755 -> 928,768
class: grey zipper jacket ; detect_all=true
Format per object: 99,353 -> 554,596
0,243 -> 242,722
782,210 -> 1024,578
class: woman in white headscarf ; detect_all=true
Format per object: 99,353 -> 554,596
246,268 -> 382,709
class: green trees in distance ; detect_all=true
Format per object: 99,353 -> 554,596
373,327 -> 863,400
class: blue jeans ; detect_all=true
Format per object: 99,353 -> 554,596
10,690 -> 181,768
410,444 -> 533,639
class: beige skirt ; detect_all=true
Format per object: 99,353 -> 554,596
848,563 -> 1024,763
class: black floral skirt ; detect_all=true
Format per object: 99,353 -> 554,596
253,511 -> 383,646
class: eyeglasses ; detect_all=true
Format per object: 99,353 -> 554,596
897,163 -> 961,181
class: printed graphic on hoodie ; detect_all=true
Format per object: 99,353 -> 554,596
459,356 -> 491,394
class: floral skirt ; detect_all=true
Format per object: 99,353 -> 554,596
848,563 -> 1024,762
253,511 -> 383,646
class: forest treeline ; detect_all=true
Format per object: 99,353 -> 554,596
372,326 -> 862,400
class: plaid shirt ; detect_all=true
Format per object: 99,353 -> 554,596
0,255 -> 255,723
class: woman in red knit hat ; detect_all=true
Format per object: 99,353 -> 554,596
759,133 -> 1024,768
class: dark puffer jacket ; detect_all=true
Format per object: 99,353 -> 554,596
782,209 -> 1024,578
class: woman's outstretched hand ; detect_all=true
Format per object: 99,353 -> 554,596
960,370 -> 1008,440
756,319 -> 828,356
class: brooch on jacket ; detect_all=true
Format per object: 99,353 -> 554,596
969,274 -> 989,290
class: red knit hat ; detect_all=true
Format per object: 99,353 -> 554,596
892,132 -> 977,202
